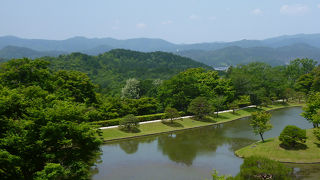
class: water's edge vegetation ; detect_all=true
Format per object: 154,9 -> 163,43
235,128 -> 320,163
101,103 -> 303,142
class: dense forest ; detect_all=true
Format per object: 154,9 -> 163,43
0,50 -> 319,179
41,49 -> 212,95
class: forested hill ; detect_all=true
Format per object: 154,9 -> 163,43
41,49 -> 212,95
0,45 -> 64,59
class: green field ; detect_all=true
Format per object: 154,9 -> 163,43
101,103 -> 302,142
235,129 -> 320,163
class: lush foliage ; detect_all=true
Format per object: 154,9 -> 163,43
188,97 -> 212,120
250,111 -> 272,142
313,128 -> 320,141
302,92 -> 320,128
164,107 -> 180,123
119,114 -> 139,132
159,68 -> 234,112
227,59 -> 317,106
279,125 -> 307,148
0,58 -> 102,179
238,156 -> 292,180
42,49 -> 211,95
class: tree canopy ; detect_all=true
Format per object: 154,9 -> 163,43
0,58 -> 102,179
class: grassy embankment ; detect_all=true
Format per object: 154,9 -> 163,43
101,103 -> 302,142
235,129 -> 320,163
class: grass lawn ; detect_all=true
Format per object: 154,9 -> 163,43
235,129 -> 320,163
100,103 -> 303,142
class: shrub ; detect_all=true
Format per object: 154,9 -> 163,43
313,128 -> 320,141
91,119 -> 120,127
279,125 -> 307,148
91,111 -> 185,127
119,114 -> 139,132
239,156 -> 292,180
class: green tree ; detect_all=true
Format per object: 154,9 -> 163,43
53,70 -> 97,104
188,97 -> 211,120
119,114 -> 139,132
34,163 -> 68,180
159,68 -> 234,112
229,100 -> 239,114
0,58 -> 52,89
250,111 -> 272,142
164,107 -> 180,123
0,58 -> 102,179
238,156 -> 292,180
313,128 -> 320,142
121,78 -> 140,99
295,73 -> 313,94
286,58 -> 317,86
279,125 -> 307,148
212,96 -> 226,117
301,92 -> 320,128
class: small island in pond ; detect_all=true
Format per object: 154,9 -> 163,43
235,129 -> 320,163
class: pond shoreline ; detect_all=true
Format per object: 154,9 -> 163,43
102,104 -> 303,143
235,128 -> 320,164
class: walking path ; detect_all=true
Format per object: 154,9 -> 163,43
99,105 -> 256,130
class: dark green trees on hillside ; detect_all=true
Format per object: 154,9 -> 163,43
43,49 -> 211,95
0,58 -> 102,179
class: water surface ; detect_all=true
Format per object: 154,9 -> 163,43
93,107 -> 319,180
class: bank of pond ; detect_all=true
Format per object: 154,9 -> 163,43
92,106 -> 320,180
236,128 -> 320,163
100,103 -> 300,142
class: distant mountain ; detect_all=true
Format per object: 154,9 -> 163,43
1,33 -> 320,53
0,36 -> 176,52
263,34 -> 320,48
177,43 -> 320,66
41,49 -> 212,95
1,33 -> 320,66
0,46 -> 65,59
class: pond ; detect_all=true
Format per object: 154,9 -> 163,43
92,107 -> 320,180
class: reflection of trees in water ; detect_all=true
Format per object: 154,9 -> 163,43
157,125 -> 229,166
287,163 -> 320,180
157,125 -> 256,166
119,140 -> 139,154
118,136 -> 157,154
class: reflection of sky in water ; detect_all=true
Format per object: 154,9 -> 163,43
93,107 -> 318,180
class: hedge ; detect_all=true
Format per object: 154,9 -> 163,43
91,112 -> 185,127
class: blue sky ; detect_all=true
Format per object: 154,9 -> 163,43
1,0 -> 320,43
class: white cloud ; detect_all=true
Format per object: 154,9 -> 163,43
280,4 -> 309,15
318,4 -> 320,8
189,14 -> 199,20
252,8 -> 263,15
136,23 -> 147,29
161,20 -> 173,25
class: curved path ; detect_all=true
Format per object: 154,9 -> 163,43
99,105 -> 256,130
